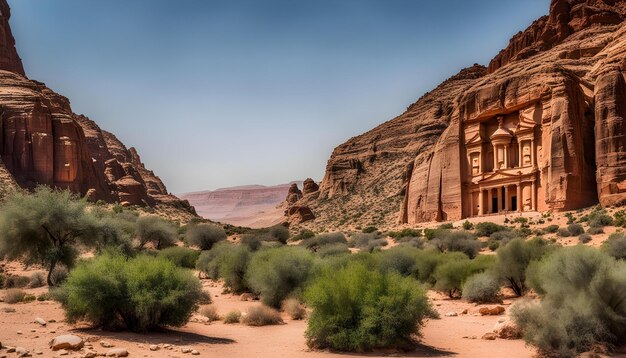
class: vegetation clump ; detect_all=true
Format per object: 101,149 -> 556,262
242,305 -> 284,326
185,223 -> 227,250
60,253 -> 203,332
462,272 -> 501,303
196,242 -> 252,293
136,215 -> 178,250
246,246 -> 314,308
495,238 -> 552,296
304,262 -> 431,351
0,187 -> 101,286
514,246 -> 626,357
158,246 -> 200,269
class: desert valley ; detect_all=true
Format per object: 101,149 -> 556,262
2,0 -> 626,357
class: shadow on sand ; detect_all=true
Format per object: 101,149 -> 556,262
71,327 -> 235,346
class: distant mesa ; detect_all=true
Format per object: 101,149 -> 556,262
180,180 -> 313,228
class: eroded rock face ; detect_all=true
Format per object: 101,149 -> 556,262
0,0 -> 195,219
307,0 -> 626,227
302,178 -> 319,195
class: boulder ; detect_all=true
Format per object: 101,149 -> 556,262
493,318 -> 522,339
49,335 -> 84,351
105,348 -> 129,357
479,306 -> 505,316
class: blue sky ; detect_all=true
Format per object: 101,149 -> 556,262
9,0 -> 548,193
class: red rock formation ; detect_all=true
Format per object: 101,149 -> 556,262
302,178 -> 319,195
286,183 -> 303,204
488,0 -> 626,73
0,0 -> 24,76
307,0 -> 626,227
0,0 -> 195,219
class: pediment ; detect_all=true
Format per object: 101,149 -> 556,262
465,132 -> 483,146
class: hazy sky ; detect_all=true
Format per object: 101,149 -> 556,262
9,0 -> 548,193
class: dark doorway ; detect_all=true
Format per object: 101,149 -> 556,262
492,197 -> 499,213
511,196 -> 517,212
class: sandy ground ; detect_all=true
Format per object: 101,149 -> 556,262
0,269 -> 535,358
2,207 -> 622,358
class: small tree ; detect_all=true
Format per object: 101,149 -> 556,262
0,187 -> 99,286
185,223 -> 226,250
136,215 -> 178,250
495,238 -> 552,296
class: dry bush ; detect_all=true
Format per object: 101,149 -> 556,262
224,310 -> 241,324
28,272 -> 46,288
242,305 -> 283,326
4,288 -> 26,304
4,274 -> 30,288
199,305 -> 220,322
282,298 -> 306,320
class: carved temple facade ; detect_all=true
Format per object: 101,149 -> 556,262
462,108 -> 542,218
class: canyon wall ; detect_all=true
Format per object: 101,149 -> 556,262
0,0 -> 196,220
299,0 -> 626,228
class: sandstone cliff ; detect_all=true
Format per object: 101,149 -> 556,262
0,0 -> 196,221
299,0 -> 626,228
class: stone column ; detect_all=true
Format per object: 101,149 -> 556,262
518,141 -> 523,167
504,186 -> 509,211
488,189 -> 493,214
531,181 -> 536,211
478,190 -> 483,216
517,184 -> 522,212
531,140 -> 535,167
493,144 -> 498,170
504,146 -> 508,168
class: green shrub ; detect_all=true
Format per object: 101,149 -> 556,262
0,187 -> 101,286
362,226 -> 379,234
4,288 -> 26,304
433,255 -> 495,298
589,213 -> 613,228
22,294 -> 36,303
196,242 -> 251,293
240,234 -> 262,251
388,228 -> 422,239
567,223 -> 584,236
495,238 -> 553,296
282,298 -> 306,320
28,272 -> 46,288
462,272 -> 501,303
579,233 -> 592,244
431,231 -> 481,258
267,225 -> 290,244
292,229 -> 315,242
475,222 -> 507,237
490,230 -> 517,242
316,243 -> 350,258
557,227 -> 571,237
184,223 -> 226,250
462,220 -> 474,230
614,210 -> 626,227
587,226 -> 605,235
305,262 -> 431,351
602,233 -> 626,260
488,241 -> 500,251
223,310 -> 241,324
395,236 -> 424,248
514,246 -> 626,357
349,233 -> 387,252
136,215 -> 178,250
439,223 -> 454,230
300,233 -> 347,252
376,246 -> 420,277
61,253 -> 203,331
242,305 -> 283,326
158,246 -> 200,269
200,305 -> 220,322
544,225 -> 560,234
246,247 -> 314,308
4,275 -> 30,289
